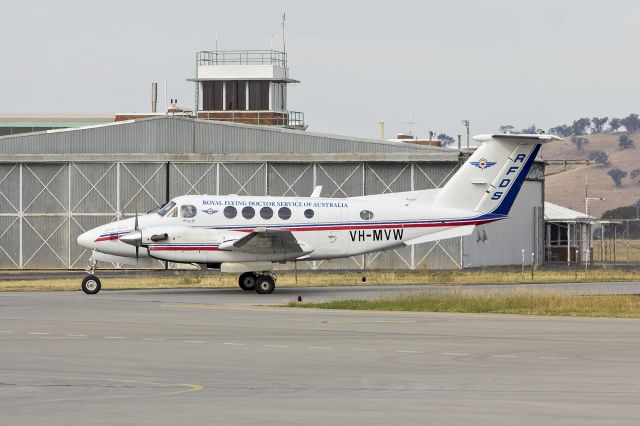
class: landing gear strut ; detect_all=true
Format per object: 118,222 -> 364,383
238,272 -> 276,294
82,257 -> 101,295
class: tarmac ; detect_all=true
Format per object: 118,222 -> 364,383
1,283 -> 640,425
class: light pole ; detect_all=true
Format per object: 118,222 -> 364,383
461,120 -> 470,149
585,197 -> 604,217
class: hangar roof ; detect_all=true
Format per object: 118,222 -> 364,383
544,201 -> 593,222
0,116 -> 460,163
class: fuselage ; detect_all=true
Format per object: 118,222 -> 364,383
77,193 -> 501,264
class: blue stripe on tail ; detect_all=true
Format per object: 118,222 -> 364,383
490,144 -> 541,216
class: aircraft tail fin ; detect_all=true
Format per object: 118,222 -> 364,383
433,134 -> 560,217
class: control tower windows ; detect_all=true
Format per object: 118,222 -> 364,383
202,81 -> 223,110
225,81 -> 246,110
249,81 -> 270,110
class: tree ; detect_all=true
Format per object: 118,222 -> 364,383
571,118 -> 591,135
591,117 -> 608,134
607,168 -> 627,186
630,168 -> 640,184
437,133 -> 455,146
619,134 -> 635,149
601,204 -> 640,238
621,113 -> 640,132
499,125 -> 516,134
520,124 -> 537,134
549,124 -> 572,137
608,118 -> 622,132
588,150 -> 609,165
571,136 -> 589,152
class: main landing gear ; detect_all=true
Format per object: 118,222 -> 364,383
238,272 -> 276,294
82,259 -> 102,295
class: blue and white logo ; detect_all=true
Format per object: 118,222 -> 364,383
470,158 -> 497,170
202,208 -> 219,215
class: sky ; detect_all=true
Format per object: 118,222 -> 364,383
2,0 -> 640,139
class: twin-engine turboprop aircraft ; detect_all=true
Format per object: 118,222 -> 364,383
77,134 -> 558,294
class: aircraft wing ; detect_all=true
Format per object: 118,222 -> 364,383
218,228 -> 313,257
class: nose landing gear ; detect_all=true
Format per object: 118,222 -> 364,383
238,272 -> 276,294
82,258 -> 102,295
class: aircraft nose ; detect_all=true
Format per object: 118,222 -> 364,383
77,230 -> 96,249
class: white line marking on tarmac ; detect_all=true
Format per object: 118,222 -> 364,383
537,356 -> 568,360
264,345 -> 288,348
492,355 -> 518,358
0,331 -> 12,333
143,338 -> 166,341
183,340 -> 205,344
29,332 -> 50,335
66,334 -> 86,337
442,352 -> 469,356
307,346 -> 332,350
222,342 -> 245,346
397,350 -> 422,354
351,348 -> 376,352
105,336 -> 126,339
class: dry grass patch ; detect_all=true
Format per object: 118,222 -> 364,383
293,289 -> 640,318
0,268 -> 639,292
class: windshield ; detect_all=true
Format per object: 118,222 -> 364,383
156,201 -> 176,217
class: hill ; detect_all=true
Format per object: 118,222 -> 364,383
542,130 -> 640,218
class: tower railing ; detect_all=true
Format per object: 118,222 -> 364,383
197,50 -> 287,67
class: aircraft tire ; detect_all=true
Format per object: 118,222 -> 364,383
255,275 -> 275,294
239,272 -> 257,291
82,275 -> 101,295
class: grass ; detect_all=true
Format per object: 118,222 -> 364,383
291,289 -> 640,318
0,267 -> 639,292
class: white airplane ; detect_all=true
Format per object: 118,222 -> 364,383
77,133 -> 558,294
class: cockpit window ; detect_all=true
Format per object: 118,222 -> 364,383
180,205 -> 197,218
156,201 -> 176,217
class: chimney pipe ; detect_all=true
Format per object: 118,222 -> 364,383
457,134 -> 462,150
378,121 -> 385,139
151,82 -> 158,113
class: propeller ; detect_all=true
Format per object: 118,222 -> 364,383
134,210 -> 139,264
118,211 -> 143,267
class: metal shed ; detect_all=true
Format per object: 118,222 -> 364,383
0,116 -> 544,270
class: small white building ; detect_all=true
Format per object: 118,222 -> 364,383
544,202 -> 594,263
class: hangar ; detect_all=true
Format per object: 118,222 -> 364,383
0,116 -> 544,271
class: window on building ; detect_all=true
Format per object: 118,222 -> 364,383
242,206 -> 255,219
304,209 -> 314,219
180,205 -> 197,218
260,207 -> 273,220
224,206 -> 237,219
202,81 -> 223,110
278,207 -> 292,220
248,81 -> 270,110
225,81 -> 247,110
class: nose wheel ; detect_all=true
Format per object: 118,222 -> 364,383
82,274 -> 101,294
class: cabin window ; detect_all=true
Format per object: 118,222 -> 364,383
156,201 -> 176,217
224,206 -> 237,219
360,210 -> 374,220
260,207 -> 273,220
304,209 -> 314,219
278,207 -> 292,220
242,206 -> 255,219
167,207 -> 178,218
180,205 -> 197,218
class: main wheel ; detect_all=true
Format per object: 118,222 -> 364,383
238,272 -> 257,291
82,274 -> 101,295
255,275 -> 275,294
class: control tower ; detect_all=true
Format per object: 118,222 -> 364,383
189,50 -> 305,130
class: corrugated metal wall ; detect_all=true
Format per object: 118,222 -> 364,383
0,160 -> 543,270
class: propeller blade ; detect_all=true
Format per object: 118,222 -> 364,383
134,211 -> 139,231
